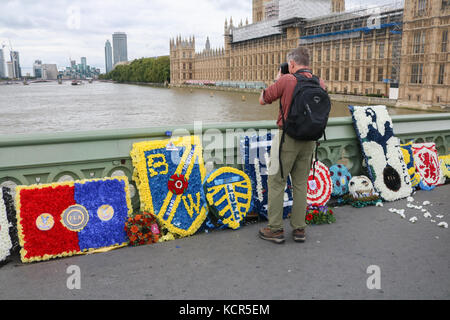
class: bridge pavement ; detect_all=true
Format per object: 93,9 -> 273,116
1,184 -> 449,300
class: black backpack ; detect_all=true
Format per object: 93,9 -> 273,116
278,69 -> 331,179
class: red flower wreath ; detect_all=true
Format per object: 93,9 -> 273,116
125,212 -> 160,246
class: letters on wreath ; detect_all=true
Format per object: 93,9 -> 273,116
130,136 -> 208,238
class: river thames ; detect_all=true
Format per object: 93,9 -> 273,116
0,81 -> 431,135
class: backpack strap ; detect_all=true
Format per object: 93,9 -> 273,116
279,100 -> 287,180
311,141 -> 320,180
293,70 -> 321,87
296,69 -> 312,74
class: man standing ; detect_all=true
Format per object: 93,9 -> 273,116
258,46 -> 327,244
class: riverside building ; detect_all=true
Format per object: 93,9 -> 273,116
112,32 -> 128,66
105,40 -> 113,73
0,49 -> 5,78
169,0 -> 449,108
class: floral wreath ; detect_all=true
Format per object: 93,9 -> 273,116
15,177 -> 133,263
0,188 -> 13,263
130,135 -> 208,238
125,212 -> 161,246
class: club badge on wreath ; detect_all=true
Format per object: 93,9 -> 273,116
130,135 -> 208,238
204,167 -> 253,230
15,177 -> 133,263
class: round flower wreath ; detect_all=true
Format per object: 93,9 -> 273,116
125,212 -> 161,246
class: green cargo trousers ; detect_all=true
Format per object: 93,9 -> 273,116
267,130 -> 316,232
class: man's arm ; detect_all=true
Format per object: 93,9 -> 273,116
259,90 -> 266,105
260,69 -> 283,106
259,73 -> 287,106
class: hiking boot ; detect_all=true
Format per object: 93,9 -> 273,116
259,227 -> 285,244
293,228 -> 306,243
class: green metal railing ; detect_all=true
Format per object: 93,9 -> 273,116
1,113 -> 449,211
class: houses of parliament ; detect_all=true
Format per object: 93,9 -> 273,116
169,0 -> 449,108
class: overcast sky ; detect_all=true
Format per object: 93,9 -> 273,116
0,0 -> 400,74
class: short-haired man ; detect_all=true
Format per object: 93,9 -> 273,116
258,46 -> 326,244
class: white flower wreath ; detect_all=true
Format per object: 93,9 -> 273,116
351,105 -> 412,201
0,188 -> 13,262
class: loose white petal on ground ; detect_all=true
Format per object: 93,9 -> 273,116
388,208 -> 407,219
435,236 -> 439,239
424,212 -> 432,218
407,196 -> 414,202
409,216 -> 418,223
407,203 -> 423,210
421,209 -> 427,212
376,202 -> 383,207
437,222 -> 448,228
431,220 -> 436,223
423,201 -> 431,206
436,215 -> 444,219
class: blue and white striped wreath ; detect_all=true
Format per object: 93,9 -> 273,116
239,132 -> 293,220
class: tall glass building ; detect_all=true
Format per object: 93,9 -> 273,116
112,32 -> 128,66
0,49 -> 5,78
104,40 -> 113,73
80,57 -> 87,75
33,60 -> 42,78
10,51 -> 21,79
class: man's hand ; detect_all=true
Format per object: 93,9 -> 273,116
275,69 -> 282,82
259,90 -> 266,105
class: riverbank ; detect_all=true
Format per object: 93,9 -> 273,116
99,80 -> 168,88
169,83 -> 448,113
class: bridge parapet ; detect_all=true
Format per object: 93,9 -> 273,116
1,113 -> 449,211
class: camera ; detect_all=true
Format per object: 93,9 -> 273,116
280,62 -> 289,75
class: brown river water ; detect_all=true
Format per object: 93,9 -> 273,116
0,81 -> 430,135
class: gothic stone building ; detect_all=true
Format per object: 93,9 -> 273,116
399,0 -> 449,107
169,0 -> 449,108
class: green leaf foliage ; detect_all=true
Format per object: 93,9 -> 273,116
99,56 -> 170,83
